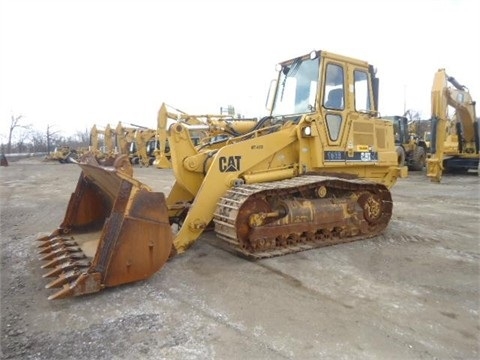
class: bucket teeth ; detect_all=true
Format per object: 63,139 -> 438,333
37,234 -> 54,242
38,237 -> 75,248
45,272 -> 102,300
38,240 -> 77,254
45,270 -> 81,289
41,252 -> 87,269
42,260 -> 91,278
47,284 -> 75,301
41,254 -> 69,269
37,233 -> 72,242
39,246 -> 82,261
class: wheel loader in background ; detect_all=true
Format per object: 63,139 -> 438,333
384,115 -> 428,171
36,49 -> 407,300
426,69 -> 479,182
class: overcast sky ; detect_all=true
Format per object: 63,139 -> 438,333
1,0 -> 479,141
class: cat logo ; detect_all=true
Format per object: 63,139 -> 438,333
219,156 -> 241,172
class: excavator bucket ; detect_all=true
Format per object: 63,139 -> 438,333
36,154 -> 173,300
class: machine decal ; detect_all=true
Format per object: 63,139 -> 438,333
356,145 -> 369,151
324,151 -> 378,162
360,152 -> 372,161
324,151 -> 345,162
219,156 -> 241,172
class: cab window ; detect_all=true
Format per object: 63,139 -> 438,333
323,63 -> 345,142
354,70 -> 372,111
323,64 -> 344,110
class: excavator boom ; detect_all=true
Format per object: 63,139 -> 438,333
427,69 -> 479,182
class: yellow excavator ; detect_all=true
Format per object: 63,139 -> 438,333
133,127 -> 158,167
114,122 -> 137,157
426,69 -> 479,182
89,124 -> 116,160
37,49 -> 407,300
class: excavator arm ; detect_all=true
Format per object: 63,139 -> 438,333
427,69 -> 478,182
134,128 -> 157,167
115,122 -> 137,156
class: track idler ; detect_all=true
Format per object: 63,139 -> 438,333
37,154 -> 173,300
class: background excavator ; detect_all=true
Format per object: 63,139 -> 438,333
36,49 -> 407,300
89,124 -> 116,160
114,122 -> 137,158
133,127 -> 158,167
426,69 -> 479,182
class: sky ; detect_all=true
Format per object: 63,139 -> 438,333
1,0 -> 479,142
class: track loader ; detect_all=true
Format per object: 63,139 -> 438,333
37,50 -> 407,300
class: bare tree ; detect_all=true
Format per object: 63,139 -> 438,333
72,128 -> 90,147
15,130 -> 31,153
7,115 -> 25,153
403,109 -> 431,137
45,124 -> 61,153
403,109 -> 421,121
30,130 -> 48,153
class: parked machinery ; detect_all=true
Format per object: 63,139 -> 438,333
89,124 -> 116,160
426,69 -> 479,182
44,145 -> 78,163
153,104 -> 233,169
36,49 -> 407,300
385,115 -> 428,171
114,122 -> 137,157
134,127 -> 158,167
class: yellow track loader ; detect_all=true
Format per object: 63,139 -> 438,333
37,50 -> 407,300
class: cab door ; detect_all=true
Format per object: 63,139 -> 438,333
322,61 -> 347,164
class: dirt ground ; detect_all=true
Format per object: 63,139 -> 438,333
0,157 -> 479,360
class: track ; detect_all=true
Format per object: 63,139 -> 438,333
213,175 -> 392,259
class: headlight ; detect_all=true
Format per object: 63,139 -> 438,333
302,126 -> 312,137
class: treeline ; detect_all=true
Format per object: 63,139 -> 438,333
1,129 -> 91,154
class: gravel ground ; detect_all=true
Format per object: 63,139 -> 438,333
1,157 -> 479,359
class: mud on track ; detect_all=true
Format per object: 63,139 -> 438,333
1,158 -> 479,359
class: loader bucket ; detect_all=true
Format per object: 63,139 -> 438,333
37,155 -> 173,300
